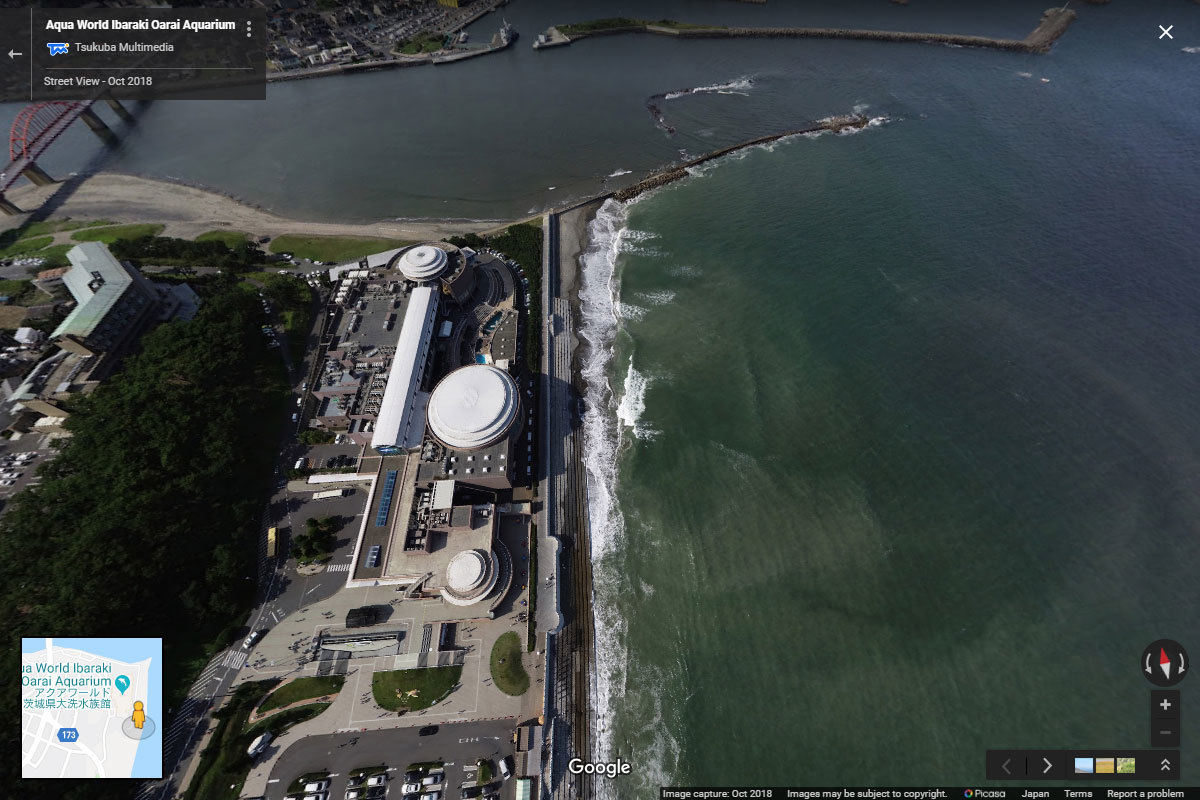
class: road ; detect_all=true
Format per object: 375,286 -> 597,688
264,720 -> 516,800
139,280 -> 364,800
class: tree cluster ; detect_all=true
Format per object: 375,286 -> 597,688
1,286 -> 286,800
110,235 -> 267,272
292,516 -> 339,562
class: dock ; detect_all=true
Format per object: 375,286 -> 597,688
537,7 -> 1077,55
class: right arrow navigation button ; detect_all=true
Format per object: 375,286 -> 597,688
1043,757 -> 1053,775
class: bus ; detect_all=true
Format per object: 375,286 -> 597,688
266,527 -> 278,558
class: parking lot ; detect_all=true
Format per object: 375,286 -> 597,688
263,720 -> 516,800
0,438 -> 47,501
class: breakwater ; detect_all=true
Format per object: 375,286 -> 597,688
611,114 -> 873,202
544,7 -> 1076,55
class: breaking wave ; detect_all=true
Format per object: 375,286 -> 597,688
636,289 -> 676,306
577,198 -> 633,778
663,76 -> 754,100
608,168 -> 633,177
1182,47 -> 1200,54
648,76 -> 755,134
616,360 -> 657,440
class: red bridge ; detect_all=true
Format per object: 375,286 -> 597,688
1,96 -> 132,216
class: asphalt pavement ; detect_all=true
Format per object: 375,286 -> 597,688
264,720 -> 517,800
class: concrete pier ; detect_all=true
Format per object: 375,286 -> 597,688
20,162 -> 56,187
542,7 -> 1077,55
79,107 -> 118,145
0,195 -> 22,216
104,94 -> 134,123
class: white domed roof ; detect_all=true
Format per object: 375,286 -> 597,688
399,245 -> 448,281
428,365 -> 519,450
446,550 -> 487,593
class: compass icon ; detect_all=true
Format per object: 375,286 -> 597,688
1142,639 -> 1189,687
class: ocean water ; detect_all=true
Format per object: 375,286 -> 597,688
2,0 -> 1198,790
576,7 -> 1200,792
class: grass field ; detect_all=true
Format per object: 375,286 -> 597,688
400,33 -> 445,54
243,702 -> 331,741
489,632 -> 530,696
268,234 -> 412,263
0,278 -> 51,306
70,223 -> 164,244
196,230 -> 254,248
34,244 -> 74,268
257,676 -> 344,713
372,665 -> 462,711
182,680 -> 279,800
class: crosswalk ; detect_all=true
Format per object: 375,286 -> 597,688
222,650 -> 248,670
326,562 -> 352,572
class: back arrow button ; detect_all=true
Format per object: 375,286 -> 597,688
8,50 -> 23,59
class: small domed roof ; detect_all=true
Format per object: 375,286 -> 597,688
399,245 -> 448,281
427,365 -> 519,450
446,550 -> 487,593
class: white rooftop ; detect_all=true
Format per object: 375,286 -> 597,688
427,364 -> 519,450
398,245 -> 448,281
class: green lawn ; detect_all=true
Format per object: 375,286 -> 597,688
19,219 -> 113,237
243,701 -> 330,740
268,234 -> 412,263
478,759 -> 493,784
372,665 -> 462,711
257,676 -> 344,713
0,279 -> 51,306
489,632 -> 530,696
34,244 -> 74,268
196,229 -> 254,248
399,33 -> 445,54
182,680 -> 279,800
0,235 -> 53,259
70,223 -> 164,244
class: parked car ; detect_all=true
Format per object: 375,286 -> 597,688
401,783 -> 421,794
498,756 -> 514,780
418,792 -> 441,800
420,774 -> 442,786
345,791 -> 362,800
366,775 -> 386,787
418,725 -> 438,736
403,771 -> 422,783
0,479 -> 16,486
304,781 -> 330,792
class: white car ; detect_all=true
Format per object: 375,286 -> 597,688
366,775 -> 386,787
401,783 -> 421,794
498,756 -> 514,780
0,479 -> 16,486
418,792 -> 441,800
421,774 -> 442,786
345,792 -> 361,800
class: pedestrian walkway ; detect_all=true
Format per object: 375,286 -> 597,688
222,650 -> 248,670
326,562 -> 352,572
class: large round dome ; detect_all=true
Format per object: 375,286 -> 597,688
427,365 -> 519,450
446,550 -> 487,593
399,245 -> 448,281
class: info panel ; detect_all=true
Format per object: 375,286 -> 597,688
0,7 -> 265,102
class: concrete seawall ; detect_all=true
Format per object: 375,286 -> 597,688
546,7 -> 1076,55
611,114 -> 872,202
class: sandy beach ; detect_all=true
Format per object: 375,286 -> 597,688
1,173 -> 501,241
